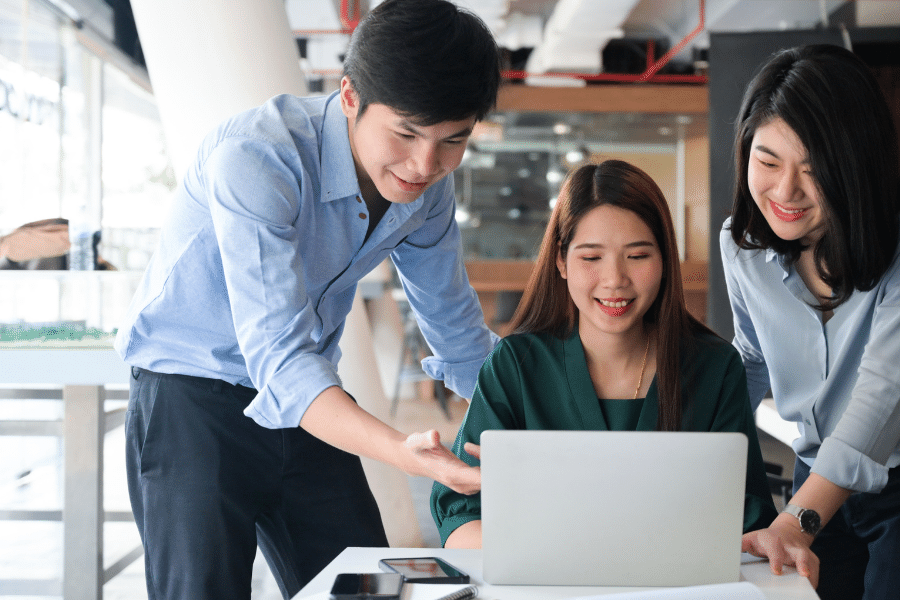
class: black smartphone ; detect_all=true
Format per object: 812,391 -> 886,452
329,572 -> 404,599
378,556 -> 470,584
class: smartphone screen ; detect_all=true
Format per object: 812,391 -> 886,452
378,557 -> 470,584
329,572 -> 403,599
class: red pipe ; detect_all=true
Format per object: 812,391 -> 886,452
340,0 -> 360,32
500,70 -> 707,84
293,29 -> 353,35
638,0 -> 705,81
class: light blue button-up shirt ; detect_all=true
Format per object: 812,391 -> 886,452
720,219 -> 900,493
115,93 -> 499,429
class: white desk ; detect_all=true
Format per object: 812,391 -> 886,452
293,547 -> 819,600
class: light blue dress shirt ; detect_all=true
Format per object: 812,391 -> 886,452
115,93 -> 499,429
720,219 -> 900,493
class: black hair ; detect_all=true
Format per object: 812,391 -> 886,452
342,0 -> 501,125
729,44 -> 900,310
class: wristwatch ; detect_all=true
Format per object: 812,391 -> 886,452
783,503 -> 822,536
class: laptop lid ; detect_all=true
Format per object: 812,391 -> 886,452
480,430 -> 748,587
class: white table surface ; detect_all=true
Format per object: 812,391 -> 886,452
293,547 -> 819,600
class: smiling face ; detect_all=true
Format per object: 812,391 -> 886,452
748,117 -> 826,245
556,204 -> 663,342
340,77 -> 475,204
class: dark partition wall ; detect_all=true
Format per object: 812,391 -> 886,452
705,28 -> 895,340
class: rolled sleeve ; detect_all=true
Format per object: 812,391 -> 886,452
816,278 -> 900,492
814,437 -> 891,492
204,137 -> 338,428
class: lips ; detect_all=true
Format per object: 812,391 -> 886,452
393,173 -> 428,193
596,298 -> 633,317
769,199 -> 808,222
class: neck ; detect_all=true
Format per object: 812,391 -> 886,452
579,322 -> 655,400
579,322 -> 650,364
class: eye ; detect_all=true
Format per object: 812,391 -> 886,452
580,255 -> 600,262
628,253 -> 650,260
397,132 -> 415,140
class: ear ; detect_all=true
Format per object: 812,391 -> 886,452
556,242 -> 567,279
339,76 -> 359,119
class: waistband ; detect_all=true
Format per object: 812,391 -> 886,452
130,366 -> 257,396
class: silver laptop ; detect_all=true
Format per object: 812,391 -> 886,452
480,430 -> 748,587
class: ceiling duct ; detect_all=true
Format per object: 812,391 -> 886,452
525,0 -> 641,74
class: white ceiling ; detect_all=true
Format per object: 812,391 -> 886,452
286,0 -> 860,78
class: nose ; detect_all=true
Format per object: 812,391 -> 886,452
600,256 -> 629,290
408,142 -> 440,178
772,168 -> 801,203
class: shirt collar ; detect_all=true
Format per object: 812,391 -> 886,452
320,92 -> 361,203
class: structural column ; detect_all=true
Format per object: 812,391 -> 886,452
129,0 -> 307,180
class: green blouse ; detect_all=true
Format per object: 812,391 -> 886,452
431,328 -> 778,546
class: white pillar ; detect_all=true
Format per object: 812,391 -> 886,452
129,0 -> 307,179
341,293 -> 423,547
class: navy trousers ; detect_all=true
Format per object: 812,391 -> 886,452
793,459 -> 900,600
125,367 -> 389,600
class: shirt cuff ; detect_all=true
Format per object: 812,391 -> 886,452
422,337 -> 498,399
243,367 -> 343,429
812,436 -> 891,493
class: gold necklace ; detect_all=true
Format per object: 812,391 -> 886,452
633,336 -> 651,400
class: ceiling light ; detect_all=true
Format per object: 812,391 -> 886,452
552,122 -> 571,136
546,168 -> 565,185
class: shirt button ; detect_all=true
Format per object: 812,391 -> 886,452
359,213 -> 366,219
356,196 -> 363,203
805,418 -> 811,425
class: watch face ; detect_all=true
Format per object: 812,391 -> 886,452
799,509 -> 822,535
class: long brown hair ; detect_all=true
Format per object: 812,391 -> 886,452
509,160 -> 714,431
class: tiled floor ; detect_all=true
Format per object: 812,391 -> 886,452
1,391 -> 793,599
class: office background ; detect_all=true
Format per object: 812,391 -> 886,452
1,0 -> 899,598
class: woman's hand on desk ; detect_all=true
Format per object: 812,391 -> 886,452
741,516 -> 820,589
404,431 -> 481,495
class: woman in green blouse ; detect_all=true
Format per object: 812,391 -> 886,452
432,160 -> 777,548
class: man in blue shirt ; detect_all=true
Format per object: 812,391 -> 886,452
115,1 -> 501,597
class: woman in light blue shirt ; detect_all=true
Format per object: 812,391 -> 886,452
721,44 -> 900,600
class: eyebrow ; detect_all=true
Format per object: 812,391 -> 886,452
398,120 -> 474,141
573,241 -> 656,250
754,144 -> 811,164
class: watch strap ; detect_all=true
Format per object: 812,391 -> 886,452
783,503 -> 822,536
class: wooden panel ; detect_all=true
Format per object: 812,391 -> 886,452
496,84 -> 708,113
465,260 -> 534,292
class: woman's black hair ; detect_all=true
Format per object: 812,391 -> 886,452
342,0 -> 501,126
729,44 -> 900,311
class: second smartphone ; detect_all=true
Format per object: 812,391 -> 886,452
378,557 -> 470,584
